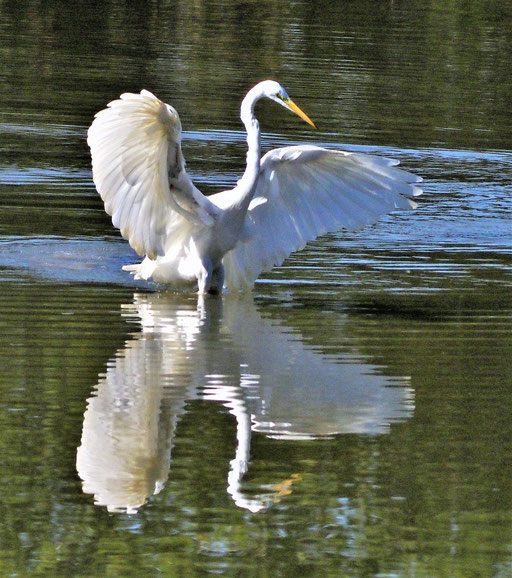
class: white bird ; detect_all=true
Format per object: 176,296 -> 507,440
88,80 -> 422,294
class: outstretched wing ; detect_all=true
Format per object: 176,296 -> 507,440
223,145 -> 422,290
87,90 -> 219,260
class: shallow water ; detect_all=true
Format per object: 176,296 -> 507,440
1,1 -> 512,576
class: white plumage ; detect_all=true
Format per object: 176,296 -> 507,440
88,80 -> 422,293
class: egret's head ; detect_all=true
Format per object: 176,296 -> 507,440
263,80 -> 316,128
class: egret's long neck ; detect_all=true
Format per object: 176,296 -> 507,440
233,87 -> 263,212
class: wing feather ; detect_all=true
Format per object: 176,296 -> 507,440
88,90 -> 218,260
223,145 -> 422,291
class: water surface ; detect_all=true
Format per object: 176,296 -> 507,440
1,1 -> 511,576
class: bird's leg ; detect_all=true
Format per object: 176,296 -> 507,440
208,265 -> 225,295
196,258 -> 213,294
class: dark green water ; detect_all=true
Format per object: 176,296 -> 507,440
1,1 -> 511,576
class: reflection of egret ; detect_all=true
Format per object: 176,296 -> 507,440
77,293 -> 414,513
88,80 -> 422,293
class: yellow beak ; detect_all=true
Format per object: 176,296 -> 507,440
284,98 -> 316,128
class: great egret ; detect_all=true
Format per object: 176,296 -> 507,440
88,80 -> 422,293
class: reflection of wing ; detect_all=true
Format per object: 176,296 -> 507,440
77,292 -> 414,513
217,296 -> 414,438
76,297 -> 202,514
87,91 -> 219,259
223,146 -> 422,289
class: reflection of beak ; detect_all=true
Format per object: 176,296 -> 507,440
284,98 -> 316,128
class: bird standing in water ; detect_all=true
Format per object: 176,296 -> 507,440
88,80 -> 421,293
